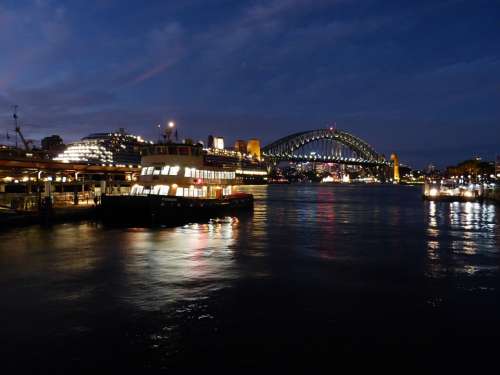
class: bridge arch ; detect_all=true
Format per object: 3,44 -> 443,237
262,128 -> 385,165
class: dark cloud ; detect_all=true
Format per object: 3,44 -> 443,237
0,0 -> 498,167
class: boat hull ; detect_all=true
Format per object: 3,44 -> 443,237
100,193 -> 253,227
422,195 -> 481,203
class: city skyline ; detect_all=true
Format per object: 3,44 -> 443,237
0,0 -> 499,168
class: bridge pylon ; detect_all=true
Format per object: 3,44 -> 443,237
390,153 -> 400,183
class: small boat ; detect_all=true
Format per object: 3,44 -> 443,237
100,142 -> 253,226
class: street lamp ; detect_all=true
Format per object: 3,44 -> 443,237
164,120 -> 176,142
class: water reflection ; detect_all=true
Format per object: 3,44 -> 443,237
426,201 -> 499,280
1,185 -> 499,371
122,217 -> 240,310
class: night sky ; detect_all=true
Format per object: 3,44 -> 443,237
0,0 -> 499,167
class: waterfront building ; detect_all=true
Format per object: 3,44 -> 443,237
54,129 -> 149,166
41,135 -> 65,157
234,140 -> 247,154
208,135 -> 224,150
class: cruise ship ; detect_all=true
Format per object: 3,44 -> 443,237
54,128 -> 148,166
100,141 -> 253,226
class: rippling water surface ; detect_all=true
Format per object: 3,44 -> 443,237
1,185 -> 499,371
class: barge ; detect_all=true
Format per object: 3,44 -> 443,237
101,142 -> 253,226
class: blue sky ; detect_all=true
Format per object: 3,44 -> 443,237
0,0 -> 499,167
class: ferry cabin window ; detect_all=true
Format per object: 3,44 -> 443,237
159,185 -> 169,195
169,166 -> 180,176
153,169 -> 160,176
190,187 -> 203,197
161,166 -> 170,175
184,167 -> 195,178
152,185 -> 161,195
140,168 -> 147,175
143,188 -> 150,195
146,166 -> 155,175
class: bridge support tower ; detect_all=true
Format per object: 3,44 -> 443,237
390,153 -> 400,183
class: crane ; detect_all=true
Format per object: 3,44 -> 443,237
12,105 -> 31,151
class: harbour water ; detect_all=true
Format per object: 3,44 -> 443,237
1,184 -> 499,371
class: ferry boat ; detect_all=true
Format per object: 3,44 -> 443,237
422,179 -> 483,202
101,142 -> 253,226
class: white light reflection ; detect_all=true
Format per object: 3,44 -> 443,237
426,200 -> 498,281
426,202 -> 440,260
122,218 -> 240,311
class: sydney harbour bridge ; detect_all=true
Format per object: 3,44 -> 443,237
260,128 -> 397,181
262,128 -> 389,166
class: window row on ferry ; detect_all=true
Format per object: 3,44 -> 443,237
131,184 -> 232,197
140,165 -> 180,176
140,165 -> 235,179
184,167 -> 235,180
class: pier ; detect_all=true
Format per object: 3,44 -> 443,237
0,157 -> 139,226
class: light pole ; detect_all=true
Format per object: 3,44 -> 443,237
164,121 -> 175,142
